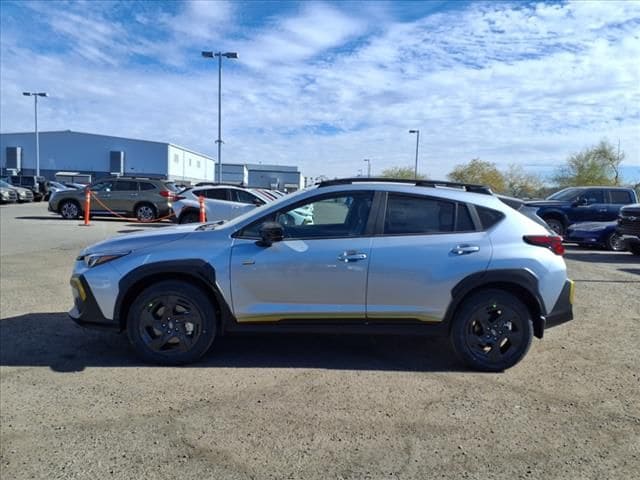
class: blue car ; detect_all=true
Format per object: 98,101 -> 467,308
565,221 -> 626,251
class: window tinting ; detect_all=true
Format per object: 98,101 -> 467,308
476,206 -> 504,230
90,181 -> 113,192
113,180 -> 138,191
582,189 -> 604,204
456,204 -> 475,231
231,189 -> 260,205
204,189 -> 227,200
609,190 -> 632,204
240,192 -> 373,239
384,194 -> 455,234
139,182 -> 156,191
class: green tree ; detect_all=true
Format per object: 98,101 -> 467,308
504,164 -> 544,198
447,159 -> 506,192
553,140 -> 624,187
380,166 -> 427,180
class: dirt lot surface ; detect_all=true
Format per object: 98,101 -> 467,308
1,202 -> 639,480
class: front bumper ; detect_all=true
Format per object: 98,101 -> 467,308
69,275 -> 120,331
544,279 -> 574,329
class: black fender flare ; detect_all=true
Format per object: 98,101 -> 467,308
538,208 -> 569,227
444,269 -> 547,338
114,259 -> 232,330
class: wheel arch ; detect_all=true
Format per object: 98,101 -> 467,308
539,209 -> 568,227
114,260 -> 233,332
178,207 -> 200,224
445,270 -> 546,339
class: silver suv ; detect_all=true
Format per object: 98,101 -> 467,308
69,179 -> 574,371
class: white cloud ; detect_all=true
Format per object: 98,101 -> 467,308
1,0 -> 639,183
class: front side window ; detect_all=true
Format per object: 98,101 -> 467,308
384,194 -> 457,235
581,189 -> 604,204
239,191 -> 373,239
90,181 -> 113,192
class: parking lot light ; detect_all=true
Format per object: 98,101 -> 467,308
22,92 -> 49,177
409,129 -> 420,180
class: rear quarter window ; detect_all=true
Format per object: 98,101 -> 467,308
476,206 -> 505,230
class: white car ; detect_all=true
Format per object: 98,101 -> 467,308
173,185 -> 313,224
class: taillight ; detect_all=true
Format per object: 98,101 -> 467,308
160,190 -> 175,200
523,235 -> 565,255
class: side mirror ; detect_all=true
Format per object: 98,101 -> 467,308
258,221 -> 284,247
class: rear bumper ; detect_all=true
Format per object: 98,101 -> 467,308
545,279 -> 574,329
69,275 -> 120,331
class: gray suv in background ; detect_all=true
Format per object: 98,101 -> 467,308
69,178 -> 574,372
49,176 -> 179,221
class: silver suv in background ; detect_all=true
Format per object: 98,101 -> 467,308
69,178 -> 574,372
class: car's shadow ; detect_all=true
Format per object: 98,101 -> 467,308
15,215 -> 173,227
564,250 -> 639,264
0,313 -> 465,373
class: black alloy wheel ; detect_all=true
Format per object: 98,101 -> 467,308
451,290 -> 533,372
127,281 -> 216,365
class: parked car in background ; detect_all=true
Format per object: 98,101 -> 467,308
173,185 -> 269,224
617,203 -> 640,255
526,186 -> 638,236
8,175 -> 47,201
44,181 -> 72,200
68,178 -> 573,371
62,182 -> 86,190
0,179 -> 34,203
49,176 -> 179,221
0,181 -> 18,204
565,221 -> 626,251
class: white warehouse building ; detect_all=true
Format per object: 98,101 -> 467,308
0,130 -> 216,184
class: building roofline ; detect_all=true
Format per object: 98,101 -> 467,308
0,129 -> 216,161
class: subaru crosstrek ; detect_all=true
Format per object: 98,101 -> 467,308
69,178 -> 574,371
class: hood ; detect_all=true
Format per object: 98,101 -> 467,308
620,203 -> 640,216
524,199 -> 568,208
81,224 -> 201,256
8,185 -> 32,195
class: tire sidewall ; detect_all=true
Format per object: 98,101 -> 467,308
180,211 -> 200,224
544,218 -> 565,237
606,232 -> 625,251
450,289 -> 533,372
126,281 -> 216,365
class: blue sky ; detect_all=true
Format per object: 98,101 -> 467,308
1,0 -> 639,182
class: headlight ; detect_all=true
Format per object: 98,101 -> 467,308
78,251 -> 130,268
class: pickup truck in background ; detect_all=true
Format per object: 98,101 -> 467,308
526,186 -> 639,236
617,203 -> 640,255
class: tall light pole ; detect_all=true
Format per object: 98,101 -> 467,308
202,51 -> 238,183
22,92 -> 48,177
409,129 -> 420,179
363,158 -> 371,177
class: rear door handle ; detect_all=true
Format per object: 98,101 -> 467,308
338,250 -> 368,262
451,245 -> 480,255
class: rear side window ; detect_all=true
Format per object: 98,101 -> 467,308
476,206 -> 504,230
139,182 -> 156,191
384,194 -> 456,234
113,180 -> 138,191
609,190 -> 632,204
456,205 -> 475,231
204,189 -> 227,200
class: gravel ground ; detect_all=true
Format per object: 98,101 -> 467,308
1,202 -> 639,480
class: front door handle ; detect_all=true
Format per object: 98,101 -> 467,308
338,250 -> 368,262
451,244 -> 480,255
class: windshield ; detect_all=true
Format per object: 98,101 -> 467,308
0,180 -> 12,188
547,188 -> 581,201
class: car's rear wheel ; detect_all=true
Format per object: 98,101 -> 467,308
60,200 -> 80,219
543,217 -> 565,237
127,281 -> 216,365
179,210 -> 200,224
135,203 -> 157,222
606,232 -> 626,251
450,289 -> 533,372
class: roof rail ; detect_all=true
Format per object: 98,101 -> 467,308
316,177 -> 493,195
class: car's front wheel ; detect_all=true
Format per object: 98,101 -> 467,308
450,289 -> 533,372
127,281 -> 216,365
543,217 -> 565,237
59,200 -> 80,219
606,232 -> 626,251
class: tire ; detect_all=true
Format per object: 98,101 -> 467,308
126,281 -> 217,365
135,203 -> 157,222
606,232 -> 626,252
543,217 -> 565,237
59,200 -> 80,219
179,210 -> 200,224
628,239 -> 640,256
450,289 -> 534,372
